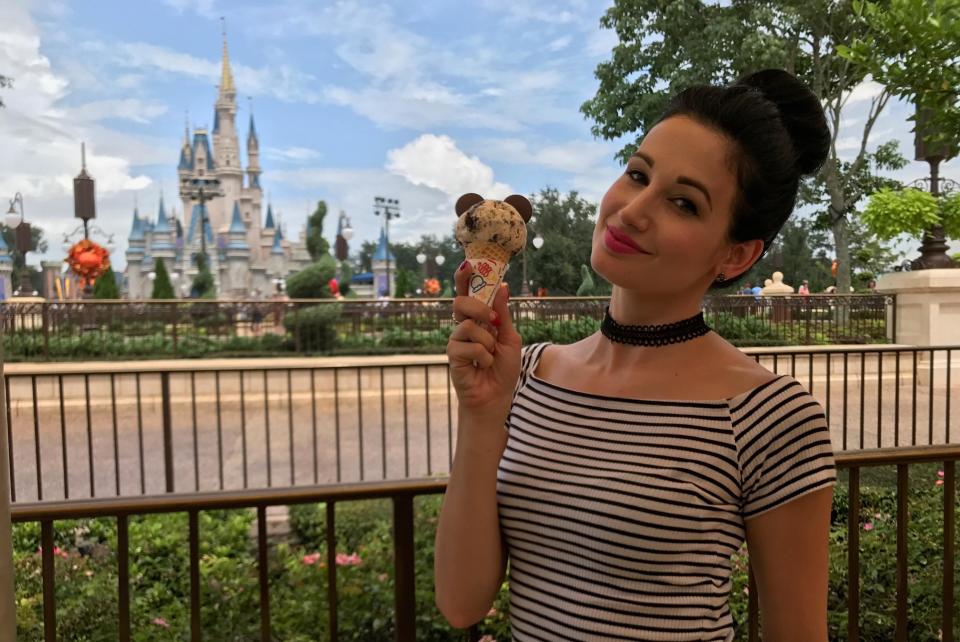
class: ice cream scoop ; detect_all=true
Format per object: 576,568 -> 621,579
454,193 -> 532,306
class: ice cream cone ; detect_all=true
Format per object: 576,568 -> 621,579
464,242 -> 510,306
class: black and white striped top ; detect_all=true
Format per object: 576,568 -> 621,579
496,343 -> 836,641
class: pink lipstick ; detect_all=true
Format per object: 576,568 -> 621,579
603,226 -> 648,255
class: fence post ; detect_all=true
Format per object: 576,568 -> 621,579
0,328 -> 17,641
170,304 -> 178,356
393,493 -> 416,641
161,372 -> 174,492
42,301 -> 50,360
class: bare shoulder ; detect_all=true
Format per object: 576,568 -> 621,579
706,334 -> 782,390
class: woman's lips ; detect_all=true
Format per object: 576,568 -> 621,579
603,226 -> 648,255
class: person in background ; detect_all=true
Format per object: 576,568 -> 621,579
798,279 -> 810,295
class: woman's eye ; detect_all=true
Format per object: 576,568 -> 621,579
672,198 -> 698,215
626,169 -> 647,183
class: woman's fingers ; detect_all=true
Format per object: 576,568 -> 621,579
446,339 -> 495,368
449,319 -> 496,354
454,260 -> 471,297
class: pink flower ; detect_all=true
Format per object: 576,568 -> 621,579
335,552 -> 362,566
864,522 -> 874,531
152,617 -> 170,628
936,480 -> 944,486
479,636 -> 497,642
302,553 -> 322,566
377,573 -> 389,583
938,470 -> 944,478
487,606 -> 498,617
742,586 -> 749,596
874,512 -> 882,519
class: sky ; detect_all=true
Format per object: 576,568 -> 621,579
0,0 -> 955,272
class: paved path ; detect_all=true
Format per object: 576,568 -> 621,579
5,353 -> 959,503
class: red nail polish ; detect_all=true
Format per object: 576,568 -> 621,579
458,260 -> 469,272
490,311 -> 501,327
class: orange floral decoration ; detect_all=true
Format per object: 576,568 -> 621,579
66,239 -> 110,288
423,278 -> 441,296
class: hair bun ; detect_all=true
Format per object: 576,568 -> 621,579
737,69 -> 830,175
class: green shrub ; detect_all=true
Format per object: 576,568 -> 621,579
286,256 -> 337,299
284,304 -> 341,353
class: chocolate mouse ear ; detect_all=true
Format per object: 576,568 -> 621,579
455,193 -> 484,217
504,194 -> 533,223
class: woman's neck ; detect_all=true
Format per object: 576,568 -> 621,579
606,286 -> 703,326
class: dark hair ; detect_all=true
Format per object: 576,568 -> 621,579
654,68 -> 830,288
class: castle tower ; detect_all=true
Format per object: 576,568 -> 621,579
225,202 -> 251,297
211,23 -> 243,231
125,208 -> 145,299
149,197 -> 177,282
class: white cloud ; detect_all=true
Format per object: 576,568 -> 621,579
844,79 -> 886,105
386,134 -> 512,198
163,0 -> 219,19
547,36 -> 572,52
264,146 -> 321,162
70,99 -> 168,124
0,3 -> 158,272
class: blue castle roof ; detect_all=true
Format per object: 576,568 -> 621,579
372,227 -> 395,262
128,208 -> 144,243
192,131 -> 216,171
229,202 -> 246,234
248,114 -> 258,143
178,144 -> 193,171
187,203 -> 215,246
271,228 -> 284,255
264,203 -> 275,229
154,197 -> 170,233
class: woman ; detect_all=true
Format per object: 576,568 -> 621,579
435,69 -> 837,641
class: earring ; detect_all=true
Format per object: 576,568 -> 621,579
714,272 -> 726,283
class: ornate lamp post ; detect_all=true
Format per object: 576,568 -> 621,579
180,177 -> 223,264
520,216 -> 544,297
62,145 -> 114,296
911,108 -> 957,269
415,252 -> 446,295
373,196 -> 400,296
335,210 -> 353,283
4,193 -> 34,296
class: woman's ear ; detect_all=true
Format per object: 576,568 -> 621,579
720,239 -> 765,281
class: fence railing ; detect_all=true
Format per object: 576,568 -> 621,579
0,294 -> 894,361
3,345 -> 957,504
5,445 -> 958,641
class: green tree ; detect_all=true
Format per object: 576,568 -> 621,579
338,260 -> 353,296
190,254 -> 215,299
286,255 -> 337,299
1,224 -> 47,293
393,268 -> 417,298
838,0 -> 960,160
576,265 -> 597,296
580,0 -> 897,296
512,188 -> 600,296
152,259 -> 175,299
92,265 -> 119,299
305,200 -> 330,260
862,187 -> 960,242
359,240 -> 377,273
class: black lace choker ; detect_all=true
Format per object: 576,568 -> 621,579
600,306 -> 711,347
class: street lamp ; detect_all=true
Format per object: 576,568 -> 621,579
415,252 -> 447,294
335,211 -> 354,284
181,176 -> 224,266
5,192 -> 35,296
373,196 -> 400,296
911,107 -> 958,269
521,215 -> 544,297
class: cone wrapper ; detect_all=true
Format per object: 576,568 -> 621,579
465,242 -> 511,307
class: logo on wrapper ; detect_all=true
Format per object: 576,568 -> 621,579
468,258 -> 506,305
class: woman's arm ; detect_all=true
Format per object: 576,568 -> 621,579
744,485 -> 834,641
434,411 -> 509,628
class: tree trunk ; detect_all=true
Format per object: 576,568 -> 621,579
831,215 -> 852,294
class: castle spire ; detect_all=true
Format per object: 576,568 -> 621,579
219,17 -> 235,97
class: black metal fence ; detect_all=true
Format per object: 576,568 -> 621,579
0,294 -> 894,361
4,345 -> 956,504
7,446 -> 959,641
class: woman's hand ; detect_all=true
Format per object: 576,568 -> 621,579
447,261 -> 522,425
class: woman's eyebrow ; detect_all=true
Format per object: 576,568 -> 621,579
631,151 -> 713,208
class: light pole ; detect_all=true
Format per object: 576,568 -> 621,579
335,210 -> 354,283
181,177 -> 224,267
5,193 -> 34,296
373,196 -> 400,296
520,216 -> 544,297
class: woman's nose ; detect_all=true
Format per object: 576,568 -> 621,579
617,191 -> 653,232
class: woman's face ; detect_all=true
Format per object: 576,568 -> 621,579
591,115 -> 757,298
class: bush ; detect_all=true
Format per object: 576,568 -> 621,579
92,266 -> 120,299
286,256 -> 337,299
151,259 -> 175,300
284,304 -> 341,353
11,472 -> 960,640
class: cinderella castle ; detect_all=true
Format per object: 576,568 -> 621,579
124,32 -> 310,299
